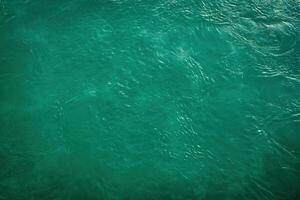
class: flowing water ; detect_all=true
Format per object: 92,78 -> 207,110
0,0 -> 300,199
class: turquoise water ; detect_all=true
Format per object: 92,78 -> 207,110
0,0 -> 300,199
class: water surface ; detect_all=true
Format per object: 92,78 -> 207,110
0,0 -> 300,199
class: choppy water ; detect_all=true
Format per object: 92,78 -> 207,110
0,0 -> 300,199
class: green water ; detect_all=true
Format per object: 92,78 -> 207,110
0,0 -> 300,199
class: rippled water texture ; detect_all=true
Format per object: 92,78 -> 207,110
1,0 -> 300,199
